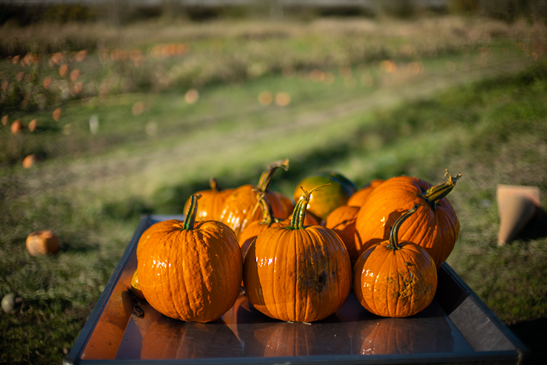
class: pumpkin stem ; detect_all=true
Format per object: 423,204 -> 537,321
289,184 -> 330,230
256,159 -> 289,193
387,204 -> 419,251
183,194 -> 202,230
421,169 -> 462,209
209,178 -> 221,193
251,190 -> 276,225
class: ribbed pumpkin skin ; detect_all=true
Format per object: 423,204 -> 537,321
183,186 -> 233,221
137,219 -> 242,323
353,241 -> 437,318
239,213 -> 319,261
347,179 -> 384,207
325,205 -> 360,266
219,186 -> 290,239
244,225 -> 351,322
354,176 -> 459,267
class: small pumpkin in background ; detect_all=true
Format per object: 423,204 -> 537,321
293,172 -> 355,222
11,120 -> 24,135
353,205 -> 437,318
22,154 -> 37,169
182,178 -> 233,221
28,119 -> 37,132
348,179 -> 384,207
244,185 -> 351,323
26,230 -> 60,256
219,159 -> 291,239
137,194 -> 242,323
325,205 -> 360,266
354,170 -> 461,267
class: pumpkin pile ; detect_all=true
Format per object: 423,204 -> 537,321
135,159 -> 462,323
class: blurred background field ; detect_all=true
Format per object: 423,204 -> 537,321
1,0 -> 547,364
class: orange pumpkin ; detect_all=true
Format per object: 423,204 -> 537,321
26,230 -> 60,256
137,194 -> 242,323
182,178 -> 233,221
354,170 -> 461,267
10,120 -> 24,135
22,154 -> 37,169
353,205 -> 437,318
325,205 -> 360,266
244,185 -> 352,323
347,179 -> 384,207
239,191 -> 316,260
219,159 -> 291,239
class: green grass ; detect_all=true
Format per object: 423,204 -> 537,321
1,16 -> 547,364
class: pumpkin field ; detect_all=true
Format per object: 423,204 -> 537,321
1,13 -> 547,364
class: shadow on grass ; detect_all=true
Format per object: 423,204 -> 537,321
516,207 -> 547,243
508,318 -> 547,365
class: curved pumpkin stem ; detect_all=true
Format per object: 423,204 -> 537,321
251,190 -> 277,225
256,159 -> 289,193
183,194 -> 202,230
421,169 -> 462,209
387,204 -> 419,251
289,184 -> 330,230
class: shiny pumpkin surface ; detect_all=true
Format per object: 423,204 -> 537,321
354,172 -> 460,267
137,216 -> 242,323
219,186 -> 289,240
244,226 -> 351,322
183,178 -> 233,221
244,187 -> 351,323
325,205 -> 360,266
347,179 -> 384,207
219,160 -> 291,239
353,206 -> 437,318
239,193 -> 317,260
353,242 -> 437,317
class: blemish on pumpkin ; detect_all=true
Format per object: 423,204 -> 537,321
298,269 -> 328,293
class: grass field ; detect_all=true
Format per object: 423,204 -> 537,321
1,15 -> 547,364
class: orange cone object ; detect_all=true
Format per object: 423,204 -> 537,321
497,185 -> 540,246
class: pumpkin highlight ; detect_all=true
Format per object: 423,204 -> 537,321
353,205 -> 437,318
354,170 -> 461,267
244,185 -> 352,323
137,194 -> 242,323
219,159 -> 291,239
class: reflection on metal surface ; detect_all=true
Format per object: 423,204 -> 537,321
84,291 -> 464,360
81,290 -> 133,360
